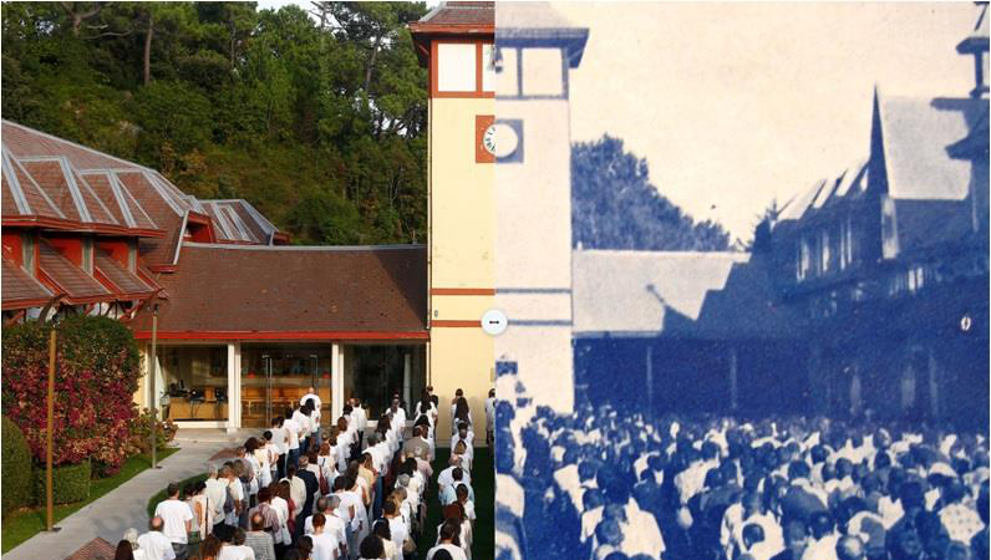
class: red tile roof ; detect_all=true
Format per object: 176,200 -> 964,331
38,242 -> 111,304
130,243 -> 428,340
409,1 -> 493,64
2,256 -> 53,310
64,537 -> 116,560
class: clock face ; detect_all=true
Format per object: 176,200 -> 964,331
482,123 -> 520,159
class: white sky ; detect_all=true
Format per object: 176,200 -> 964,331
555,2 -> 978,240
255,1 -> 978,240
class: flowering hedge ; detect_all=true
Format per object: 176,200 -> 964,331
1,315 -> 141,475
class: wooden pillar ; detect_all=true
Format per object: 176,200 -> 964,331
331,343 -> 343,420
729,345 -> 739,412
403,352 -> 412,409
226,343 -> 241,431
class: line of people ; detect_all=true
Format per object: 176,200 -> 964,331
494,376 -> 990,560
115,385 -> 490,560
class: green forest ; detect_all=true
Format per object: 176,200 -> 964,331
2,1 -> 731,249
2,2 -> 429,245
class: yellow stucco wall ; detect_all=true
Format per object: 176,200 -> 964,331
427,95 -> 496,446
429,327 -> 494,446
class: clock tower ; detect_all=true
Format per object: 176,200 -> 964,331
493,3 -> 588,412
411,1 -> 497,441
411,2 -> 587,423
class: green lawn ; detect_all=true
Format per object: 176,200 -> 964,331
2,448 -> 179,553
418,447 -> 494,560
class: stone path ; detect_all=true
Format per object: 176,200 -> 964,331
5,430 -> 244,560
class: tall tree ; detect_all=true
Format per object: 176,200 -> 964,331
572,135 -> 732,251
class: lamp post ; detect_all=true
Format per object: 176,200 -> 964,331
149,304 -> 160,469
45,328 -> 60,532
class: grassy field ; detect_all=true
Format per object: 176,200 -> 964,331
2,448 -> 179,553
418,447 -> 494,559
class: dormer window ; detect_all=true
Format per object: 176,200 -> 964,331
819,229 -> 831,274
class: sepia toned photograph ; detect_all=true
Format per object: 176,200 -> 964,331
491,3 -> 990,560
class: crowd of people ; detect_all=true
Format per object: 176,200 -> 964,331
113,385 -> 492,560
494,377 -> 990,560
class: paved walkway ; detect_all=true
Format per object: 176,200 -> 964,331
5,430 -> 243,560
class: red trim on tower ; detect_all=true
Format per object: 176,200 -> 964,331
431,287 -> 495,296
430,320 -> 481,328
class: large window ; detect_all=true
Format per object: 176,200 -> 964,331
159,346 -> 228,422
240,344 -> 333,427
344,345 -> 425,420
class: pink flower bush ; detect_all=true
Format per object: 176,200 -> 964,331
2,315 -> 142,474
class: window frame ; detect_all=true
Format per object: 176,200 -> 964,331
431,40 -> 495,98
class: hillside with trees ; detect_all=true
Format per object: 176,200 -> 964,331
2,2 -> 429,245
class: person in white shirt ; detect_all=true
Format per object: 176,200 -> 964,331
301,385 -> 322,424
427,520 -> 468,560
217,528 -> 256,560
438,457 -> 471,493
383,498 -> 411,555
292,404 -> 313,455
154,483 -> 194,559
388,398 -> 407,433
137,517 -> 177,560
204,464 -> 228,534
308,513 -> 342,560
283,408 -> 302,471
269,416 -> 289,480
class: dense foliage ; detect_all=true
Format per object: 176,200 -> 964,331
1,316 -> 142,474
572,135 -> 731,251
32,461 -> 91,506
2,2 -> 429,244
1,417 -> 33,516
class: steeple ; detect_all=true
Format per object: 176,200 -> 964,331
957,2 -> 990,98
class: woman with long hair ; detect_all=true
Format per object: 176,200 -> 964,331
452,393 -> 471,436
373,518 -> 400,560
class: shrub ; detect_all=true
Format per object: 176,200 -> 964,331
2,417 -> 33,516
2,316 -> 141,474
33,461 -> 91,505
127,409 -> 179,456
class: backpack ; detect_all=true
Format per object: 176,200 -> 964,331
223,486 -> 235,514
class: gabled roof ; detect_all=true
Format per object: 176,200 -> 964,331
875,94 -> 987,201
573,250 -> 797,339
1,121 -> 166,238
1,257 -> 53,310
130,243 -> 428,340
777,179 -> 826,223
